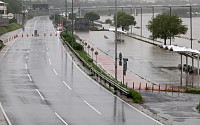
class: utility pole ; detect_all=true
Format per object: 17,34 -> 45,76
65,0 -> 68,22
115,0 -> 118,85
72,0 -> 74,48
65,0 -> 68,37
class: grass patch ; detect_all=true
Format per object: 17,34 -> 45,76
0,23 -> 21,35
118,83 -> 143,103
184,89 -> 200,94
128,88 -> 143,103
0,43 -> 4,50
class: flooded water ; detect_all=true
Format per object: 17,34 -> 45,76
100,14 -> 200,49
76,14 -> 200,88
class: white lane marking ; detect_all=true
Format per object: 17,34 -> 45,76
62,81 -> 72,90
27,74 -> 32,81
83,100 -> 101,115
59,38 -> 163,125
27,50 -> 29,53
49,59 -> 52,65
25,64 -> 28,69
53,69 -> 58,75
47,52 -> 49,56
45,44 -> 47,47
55,112 -> 68,125
35,89 -> 45,100
0,102 -> 12,125
26,55 -> 28,60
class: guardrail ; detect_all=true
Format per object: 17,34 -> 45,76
61,36 -> 130,96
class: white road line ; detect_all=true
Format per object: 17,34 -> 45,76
55,112 -> 68,125
27,50 -> 29,53
53,69 -> 58,75
27,74 -> 32,81
25,64 -> 28,69
26,55 -> 28,60
49,59 -> 52,65
83,100 -> 101,115
35,89 -> 45,100
62,81 -> 72,90
0,102 -> 12,125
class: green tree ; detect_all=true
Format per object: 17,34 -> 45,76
147,14 -> 188,45
105,19 -> 112,24
84,12 -> 100,23
114,12 -> 136,31
68,13 -> 77,20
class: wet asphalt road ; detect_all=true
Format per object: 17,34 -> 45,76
0,16 -> 162,125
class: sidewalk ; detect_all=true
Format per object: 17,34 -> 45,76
77,34 -> 158,90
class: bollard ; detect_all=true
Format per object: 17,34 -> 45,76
55,33 -> 57,36
44,33 -> 46,36
133,82 -> 134,90
37,34 -> 39,36
159,84 -> 160,92
172,85 -> 174,93
165,84 -> 167,93
178,85 -> 180,93
145,83 -> 147,91
32,34 -> 33,37
139,83 -> 141,92
22,34 -> 23,37
126,82 -> 127,88
27,34 -> 29,37
152,84 -> 154,92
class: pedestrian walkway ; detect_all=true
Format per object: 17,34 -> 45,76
77,34 -> 158,90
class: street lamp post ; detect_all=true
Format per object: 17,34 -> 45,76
91,48 -> 94,61
123,58 -> 128,87
84,42 -> 87,51
87,45 -> 90,56
95,51 -> 98,66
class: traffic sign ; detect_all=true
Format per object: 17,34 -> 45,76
7,13 -> 14,19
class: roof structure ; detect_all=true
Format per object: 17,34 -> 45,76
162,45 -> 200,57
109,28 -> 127,34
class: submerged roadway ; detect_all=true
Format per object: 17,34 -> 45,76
0,16 -> 162,125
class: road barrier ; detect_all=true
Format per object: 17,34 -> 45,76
152,84 -> 154,92
145,83 -> 147,91
3,34 -> 18,44
61,36 -> 130,96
